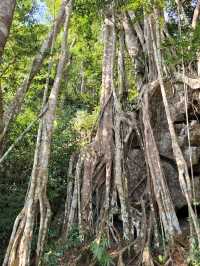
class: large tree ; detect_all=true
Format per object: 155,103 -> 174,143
62,0 -> 200,264
3,0 -> 200,265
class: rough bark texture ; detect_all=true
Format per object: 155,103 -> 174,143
63,10 -> 140,245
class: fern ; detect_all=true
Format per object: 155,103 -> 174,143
90,237 -> 113,266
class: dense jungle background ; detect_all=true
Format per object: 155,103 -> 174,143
1,0 -> 200,265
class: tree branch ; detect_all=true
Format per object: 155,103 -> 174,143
0,106 -> 48,165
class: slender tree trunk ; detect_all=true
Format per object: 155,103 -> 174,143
65,152 -> 85,238
123,5 -> 182,242
113,93 -> 130,239
118,28 -> 128,103
191,0 -> 200,75
149,13 -> 200,247
142,90 -> 181,238
192,0 -> 200,29
0,0 -> 16,148
3,1 -> 73,265
0,0 -> 70,153
62,153 -> 76,234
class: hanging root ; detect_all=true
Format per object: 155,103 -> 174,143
36,192 -> 51,265
64,151 -> 85,239
3,209 -> 26,266
62,153 -> 76,235
149,13 -> 200,247
62,105 -> 145,243
142,91 -> 181,238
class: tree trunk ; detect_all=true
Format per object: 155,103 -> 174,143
1,0 -> 70,153
0,0 -> 16,60
118,28 -> 128,103
149,13 -> 200,247
80,10 -> 115,233
3,1 -> 73,265
0,0 -> 16,149
142,90 -> 181,238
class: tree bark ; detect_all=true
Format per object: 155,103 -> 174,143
118,28 -> 128,103
0,0 -> 16,149
142,90 -> 181,238
0,0 -> 16,60
149,13 -> 200,247
192,0 -> 200,29
3,1 -> 73,265
81,11 -> 115,231
1,0 -> 70,153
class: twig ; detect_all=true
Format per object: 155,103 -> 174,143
0,106 -> 48,165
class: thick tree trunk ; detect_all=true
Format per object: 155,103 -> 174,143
96,12 -> 115,213
61,3 -> 200,264
3,1 -> 73,265
81,11 -> 115,232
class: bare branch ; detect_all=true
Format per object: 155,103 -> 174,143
0,106 -> 48,165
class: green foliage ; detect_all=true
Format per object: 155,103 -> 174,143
67,226 -> 82,248
162,2 -> 200,67
67,9 -> 103,105
162,26 -> 200,66
42,225 -> 81,266
1,5 -> 47,102
71,107 -> 99,146
188,238 -> 200,266
48,105 -> 78,201
90,236 -> 113,266
45,0 -> 61,16
0,185 -> 25,261
127,81 -> 138,103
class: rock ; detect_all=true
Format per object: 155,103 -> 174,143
162,161 -> 200,209
162,161 -> 185,209
157,132 -> 173,159
127,149 -> 146,203
190,123 -> 200,146
128,82 -> 200,210
183,147 -> 200,167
